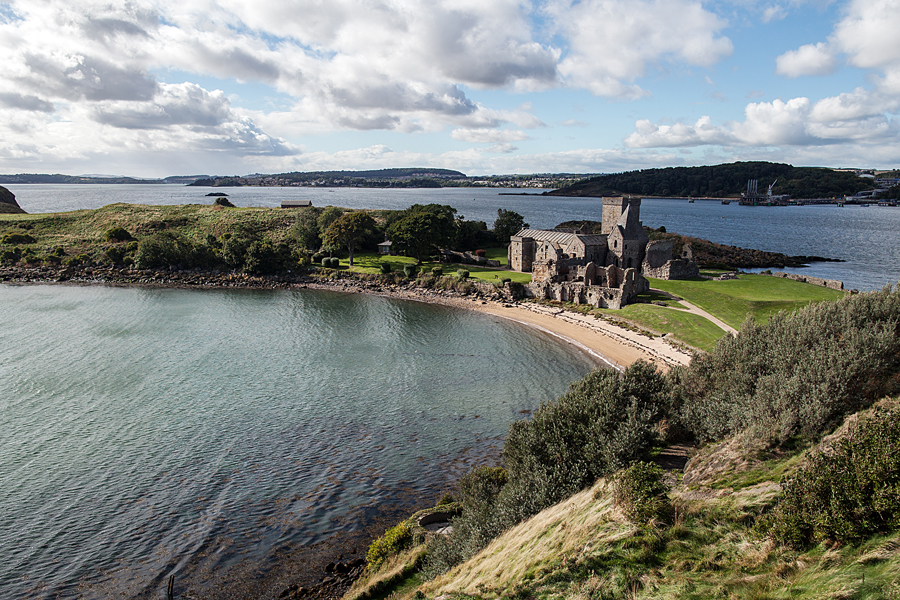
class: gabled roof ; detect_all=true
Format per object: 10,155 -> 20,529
515,229 -> 578,245
515,229 -> 607,247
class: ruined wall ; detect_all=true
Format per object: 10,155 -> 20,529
524,267 -> 648,309
770,271 -> 844,290
643,258 -> 700,280
644,240 -> 674,269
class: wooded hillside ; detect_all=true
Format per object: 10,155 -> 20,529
547,162 -> 870,199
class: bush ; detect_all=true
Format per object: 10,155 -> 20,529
613,461 -> 671,524
222,235 -> 253,269
51,246 -> 66,257
1,248 -> 20,263
134,231 -> 198,269
104,227 -> 133,242
762,404 -> 900,548
404,264 -> 418,278
457,269 -> 469,279
431,266 -> 443,277
103,245 -> 128,265
2,232 -> 35,245
475,249 -> 486,257
214,197 -> 235,207
380,262 -> 392,274
366,521 -> 413,570
425,362 -> 667,578
670,284 -> 900,444
243,240 -> 280,275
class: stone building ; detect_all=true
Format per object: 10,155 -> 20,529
508,196 -> 697,309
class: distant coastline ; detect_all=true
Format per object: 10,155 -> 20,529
0,264 -> 691,370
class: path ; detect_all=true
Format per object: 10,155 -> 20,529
651,288 -> 739,336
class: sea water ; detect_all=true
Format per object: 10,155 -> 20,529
6,184 -> 900,290
0,284 -> 596,598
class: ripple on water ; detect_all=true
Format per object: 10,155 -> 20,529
0,284 -> 597,599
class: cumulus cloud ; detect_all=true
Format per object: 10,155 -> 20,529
626,94 -> 898,149
450,128 -> 529,143
776,42 -> 837,77
0,92 -> 55,112
550,0 -> 732,98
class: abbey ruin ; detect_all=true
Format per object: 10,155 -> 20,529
509,196 -> 698,309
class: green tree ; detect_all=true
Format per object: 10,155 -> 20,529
387,204 -> 457,264
321,211 -> 376,266
291,208 -> 322,251
493,209 -> 529,244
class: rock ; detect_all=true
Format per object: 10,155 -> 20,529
0,185 -> 25,213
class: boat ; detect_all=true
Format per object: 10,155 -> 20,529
688,198 -> 695,203
721,200 -> 731,205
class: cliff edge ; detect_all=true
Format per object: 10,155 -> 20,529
0,185 -> 26,214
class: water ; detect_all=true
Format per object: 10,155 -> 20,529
6,184 -> 900,290
0,285 -> 596,599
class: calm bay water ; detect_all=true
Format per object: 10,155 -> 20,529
0,284 -> 596,599
6,184 -> 900,290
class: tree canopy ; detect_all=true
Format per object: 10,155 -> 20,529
493,209 -> 529,244
387,204 -> 457,264
547,162 -> 871,199
321,211 -> 376,265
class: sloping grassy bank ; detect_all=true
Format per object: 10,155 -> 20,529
342,285 -> 900,600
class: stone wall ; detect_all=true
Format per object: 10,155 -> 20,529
770,271 -> 844,290
642,258 -> 700,280
644,239 -> 674,269
524,267 -> 648,309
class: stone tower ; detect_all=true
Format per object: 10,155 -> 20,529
601,196 -> 641,235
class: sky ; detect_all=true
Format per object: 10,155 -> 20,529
0,0 -> 898,178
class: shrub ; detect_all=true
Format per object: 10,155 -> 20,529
431,266 -> 443,277
459,467 -> 508,511
501,277 -> 511,284
243,240 -> 280,275
404,264 -> 418,278
2,232 -> 35,245
134,231 -> 197,269
366,521 -> 413,570
214,197 -> 235,207
380,262 -> 392,274
425,362 -> 667,578
457,269 -> 469,279
762,404 -> 900,548
1,248 -> 20,263
613,461 -> 671,524
52,246 -> 66,257
104,227 -> 133,242
103,245 -> 127,265
670,284 -> 900,444
222,235 -> 253,269
475,249 -> 486,257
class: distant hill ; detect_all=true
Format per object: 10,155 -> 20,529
546,161 -> 871,199
0,173 -> 167,185
0,173 -> 210,185
189,168 -> 468,187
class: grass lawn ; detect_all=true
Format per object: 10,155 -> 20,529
599,303 -> 728,352
649,273 -> 846,330
338,250 -> 532,284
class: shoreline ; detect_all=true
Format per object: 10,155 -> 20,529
2,264 -> 693,599
1,264 -> 694,370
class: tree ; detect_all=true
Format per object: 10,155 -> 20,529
291,208 -> 322,251
321,211 -> 376,266
493,209 -> 528,244
387,204 -> 457,264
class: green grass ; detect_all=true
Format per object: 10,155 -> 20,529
649,274 -> 846,330
598,304 -> 727,352
339,252 -> 531,284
